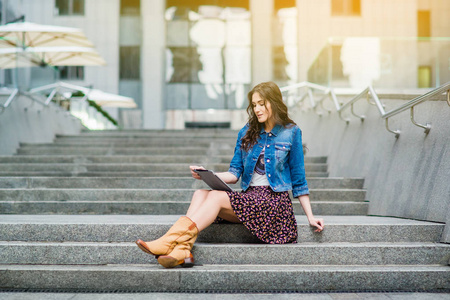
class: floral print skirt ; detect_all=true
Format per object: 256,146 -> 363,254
223,186 -> 298,244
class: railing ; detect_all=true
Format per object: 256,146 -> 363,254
0,88 -> 19,113
0,83 -> 119,130
29,82 -> 119,130
281,81 -> 450,138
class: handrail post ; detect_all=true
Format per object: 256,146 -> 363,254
351,102 -> 365,122
45,88 -> 58,106
447,89 -> 450,106
410,106 -> 431,134
385,118 -> 400,138
3,88 -> 19,108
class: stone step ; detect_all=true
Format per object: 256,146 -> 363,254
59,131 -> 240,138
0,188 -> 365,202
1,241 -> 449,266
0,215 -> 442,243
0,201 -> 369,216
0,171 -> 330,177
0,155 -> 328,164
21,140 -> 237,148
15,148 -> 232,155
1,264 -> 448,292
0,163 -> 329,173
0,177 -> 363,189
57,134 -> 238,139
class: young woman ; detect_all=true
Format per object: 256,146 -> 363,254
136,81 -> 324,268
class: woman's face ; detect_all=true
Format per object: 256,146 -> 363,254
252,92 -> 273,125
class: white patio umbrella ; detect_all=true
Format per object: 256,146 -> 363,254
0,22 -> 105,89
0,46 -> 106,69
29,82 -> 137,109
0,22 -> 94,48
85,89 -> 137,108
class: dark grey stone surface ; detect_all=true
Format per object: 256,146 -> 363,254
0,201 -> 369,216
1,241 -> 449,265
0,292 -> 449,300
0,215 -> 444,243
0,177 -> 363,189
0,265 -> 449,292
2,126 -> 449,293
0,188 -> 365,202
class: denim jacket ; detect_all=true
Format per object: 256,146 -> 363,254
228,123 -> 309,198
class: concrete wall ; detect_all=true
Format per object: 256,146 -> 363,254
0,94 -> 82,155
293,93 -> 450,243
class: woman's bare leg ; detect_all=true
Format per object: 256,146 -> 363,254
188,190 -> 240,232
186,189 -> 209,217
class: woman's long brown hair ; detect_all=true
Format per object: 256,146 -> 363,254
241,81 -> 295,151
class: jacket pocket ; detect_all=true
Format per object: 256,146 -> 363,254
275,142 -> 291,166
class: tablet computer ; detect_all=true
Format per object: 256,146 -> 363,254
194,169 -> 233,192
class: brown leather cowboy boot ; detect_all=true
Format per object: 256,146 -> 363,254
157,226 -> 199,268
135,216 -> 197,257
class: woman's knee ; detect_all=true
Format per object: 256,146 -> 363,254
206,190 -> 231,207
192,189 -> 209,202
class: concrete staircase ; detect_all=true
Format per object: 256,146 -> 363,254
0,129 -> 449,293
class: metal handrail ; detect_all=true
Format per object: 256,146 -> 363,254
0,88 -> 19,113
280,81 -> 342,118
282,81 -> 450,138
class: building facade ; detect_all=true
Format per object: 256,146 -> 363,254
3,0 -> 450,129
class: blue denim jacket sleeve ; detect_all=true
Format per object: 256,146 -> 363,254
228,124 -> 248,180
289,126 -> 310,197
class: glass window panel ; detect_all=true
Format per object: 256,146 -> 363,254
167,21 -> 190,47
190,83 -> 225,109
72,0 -> 84,15
120,46 -> 140,80
225,47 -> 251,84
165,49 -> 174,82
165,84 -> 189,109
196,48 -> 223,84
165,6 -> 190,20
274,0 -> 295,11
280,18 -> 297,45
190,19 -> 225,47
56,0 -> 69,15
221,7 -> 250,20
418,11 -> 431,37
121,0 -> 140,16
197,5 -> 223,19
273,46 -> 290,81
219,0 -> 249,10
166,47 -> 191,83
189,48 -> 203,83
226,83 -> 250,109
283,46 -> 298,83
59,66 -> 84,80
331,0 -> 344,15
350,0 -> 361,15
226,20 -> 250,46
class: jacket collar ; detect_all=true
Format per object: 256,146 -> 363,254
260,124 -> 282,136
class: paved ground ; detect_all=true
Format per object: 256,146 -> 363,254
0,293 -> 449,300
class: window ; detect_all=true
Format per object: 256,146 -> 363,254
331,0 -> 360,16
120,46 -> 140,80
165,1 -> 251,109
59,66 -> 84,80
121,0 -> 140,16
55,0 -> 85,16
418,11 -> 431,38
418,66 -> 432,88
